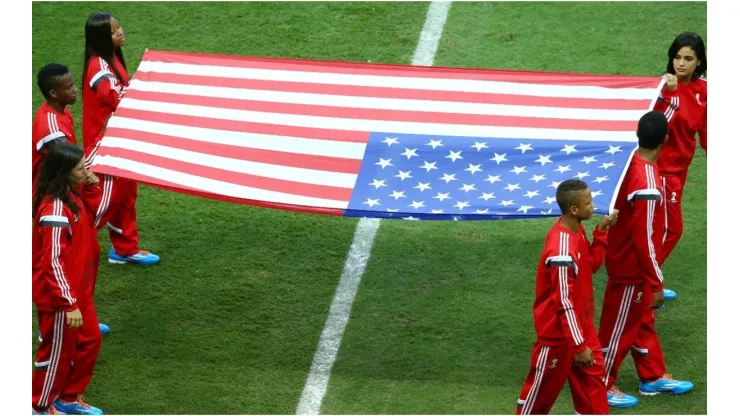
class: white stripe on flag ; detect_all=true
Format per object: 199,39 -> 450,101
129,79 -> 649,121
92,155 -> 351,209
102,137 -> 358,188
118,99 -> 640,142
136,60 -> 659,101
107,117 -> 367,160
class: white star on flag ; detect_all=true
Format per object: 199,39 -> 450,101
459,184 -> 477,193
575,171 -> 591,180
517,205 -> 535,214
389,190 -> 406,200
431,209 -> 445,214
524,190 -> 540,199
600,162 -> 616,169
414,182 -> 432,192
560,144 -> 578,155
369,179 -> 387,189
471,141 -> 489,151
479,192 -> 495,201
376,158 -> 393,169
408,200 -> 425,209
510,166 -> 527,175
530,174 -> 546,183
592,190 -> 603,198
544,196 -> 557,205
515,143 -> 534,154
549,181 -> 562,189
446,150 -> 464,162
465,163 -> 483,174
433,192 -> 451,201
400,148 -> 419,159
395,170 -> 413,180
491,153 -> 508,164
419,161 -> 438,172
593,176 -> 609,184
606,145 -> 623,155
505,183 -> 521,191
535,154 -> 553,166
386,208 -> 399,212
485,175 -> 502,184
555,165 -> 572,174
454,201 -> 471,210
500,200 -> 515,206
581,156 -> 597,164
363,198 -> 380,207
475,208 -> 490,214
382,137 -> 399,146
440,173 -> 457,183
426,139 -> 444,149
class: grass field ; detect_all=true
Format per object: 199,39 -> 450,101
32,2 -> 707,414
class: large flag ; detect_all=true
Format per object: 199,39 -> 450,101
89,50 -> 664,220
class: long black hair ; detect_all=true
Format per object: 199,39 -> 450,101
82,12 -> 127,87
33,142 -> 84,217
666,31 -> 707,78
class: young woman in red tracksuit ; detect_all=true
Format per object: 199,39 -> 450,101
32,142 -> 103,415
652,32 -> 707,300
82,12 -> 159,266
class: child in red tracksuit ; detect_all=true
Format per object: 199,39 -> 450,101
598,111 -> 694,408
515,179 -> 618,415
82,12 -> 159,266
32,142 -> 104,415
651,31 -> 707,298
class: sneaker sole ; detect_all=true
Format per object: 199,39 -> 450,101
109,258 -> 160,265
609,402 -> 638,409
109,258 -> 128,264
639,388 -> 693,396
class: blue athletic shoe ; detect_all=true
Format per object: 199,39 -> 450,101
108,248 -> 160,265
607,387 -> 639,408
663,288 -> 677,301
53,396 -> 103,415
639,374 -> 694,395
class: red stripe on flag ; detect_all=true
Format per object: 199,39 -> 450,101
125,89 -> 638,132
96,146 -> 355,201
114,107 -> 371,143
135,71 -> 653,111
104,127 -> 362,174
89,164 -> 345,216
143,50 -> 662,88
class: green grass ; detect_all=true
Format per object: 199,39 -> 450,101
32,2 -> 706,414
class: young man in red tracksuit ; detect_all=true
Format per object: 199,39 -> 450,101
82,12 -> 159,266
515,179 -> 618,415
598,111 -> 694,407
32,63 -> 111,337
32,143 -> 104,415
651,32 -> 707,300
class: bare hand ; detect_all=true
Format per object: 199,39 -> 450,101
597,209 -> 619,231
651,290 -> 665,309
664,73 -> 678,92
574,347 -> 594,368
67,308 -> 83,329
83,169 -> 99,187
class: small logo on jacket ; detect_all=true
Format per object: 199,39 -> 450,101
548,359 -> 558,369
73,213 -> 79,223
696,93 -> 702,105
634,292 -> 643,304
670,192 -> 677,203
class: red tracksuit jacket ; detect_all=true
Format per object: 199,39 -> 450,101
32,192 -> 98,312
82,54 -> 129,156
653,76 -> 707,174
605,154 -> 665,291
32,102 -> 77,185
533,218 -> 608,352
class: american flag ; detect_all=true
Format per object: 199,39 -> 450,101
89,50 -> 663,220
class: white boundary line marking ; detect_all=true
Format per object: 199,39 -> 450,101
295,2 -> 452,414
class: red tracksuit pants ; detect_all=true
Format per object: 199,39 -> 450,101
516,326 -> 609,415
32,301 -> 102,411
598,280 -> 666,389
658,170 -> 688,264
89,174 -> 140,256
